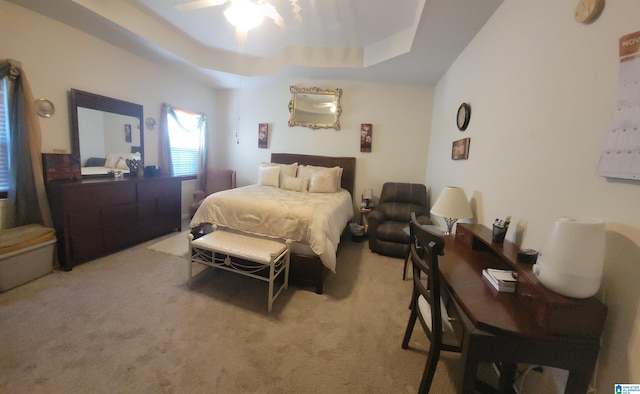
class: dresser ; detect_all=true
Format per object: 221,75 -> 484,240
46,176 -> 182,270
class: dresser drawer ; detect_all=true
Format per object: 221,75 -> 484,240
47,177 -> 182,268
101,202 -> 138,227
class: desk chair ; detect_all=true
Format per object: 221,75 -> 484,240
401,217 -> 461,393
403,212 -> 423,280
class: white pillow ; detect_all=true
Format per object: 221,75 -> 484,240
301,177 -> 310,191
258,165 -> 280,187
308,171 -> 339,193
278,162 -> 298,177
116,159 -> 129,170
281,175 -> 306,192
105,153 -> 121,169
261,162 -> 298,187
297,165 -> 342,190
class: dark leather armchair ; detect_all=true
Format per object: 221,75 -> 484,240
190,168 -> 236,217
368,182 -> 431,258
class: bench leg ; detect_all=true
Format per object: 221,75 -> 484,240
267,263 -> 276,313
188,235 -> 193,288
284,254 -> 290,290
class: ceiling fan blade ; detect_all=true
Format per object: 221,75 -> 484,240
175,0 -> 227,12
258,1 -> 284,29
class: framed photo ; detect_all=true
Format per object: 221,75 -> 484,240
258,123 -> 268,148
360,123 -> 372,152
124,124 -> 132,143
452,137 -> 470,160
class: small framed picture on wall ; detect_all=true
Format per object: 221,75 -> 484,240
452,137 -> 470,160
360,124 -> 372,152
124,124 -> 132,143
258,123 -> 268,148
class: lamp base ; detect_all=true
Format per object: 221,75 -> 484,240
443,217 -> 458,235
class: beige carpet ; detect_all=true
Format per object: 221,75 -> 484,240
0,233 -> 471,393
147,230 -> 192,257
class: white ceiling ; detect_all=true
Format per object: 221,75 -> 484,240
9,0 -> 503,89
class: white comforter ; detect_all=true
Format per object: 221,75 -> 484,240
190,185 -> 354,272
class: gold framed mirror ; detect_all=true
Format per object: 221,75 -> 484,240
288,86 -> 342,130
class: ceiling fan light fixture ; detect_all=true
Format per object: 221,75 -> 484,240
224,0 -> 264,32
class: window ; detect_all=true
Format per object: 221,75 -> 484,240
166,108 -> 205,177
0,77 -> 10,198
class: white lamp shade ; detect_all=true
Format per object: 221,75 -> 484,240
362,188 -> 373,200
430,186 -> 473,220
533,217 -> 605,299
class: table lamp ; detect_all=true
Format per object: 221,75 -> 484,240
430,186 -> 473,234
362,188 -> 373,209
533,217 -> 605,298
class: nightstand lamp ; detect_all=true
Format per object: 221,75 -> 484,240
362,188 -> 373,209
430,186 -> 473,235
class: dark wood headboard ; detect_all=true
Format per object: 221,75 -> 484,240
271,153 -> 356,198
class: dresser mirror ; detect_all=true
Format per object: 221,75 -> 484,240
70,89 -> 144,176
288,86 -> 342,130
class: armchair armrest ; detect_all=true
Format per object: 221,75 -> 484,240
190,190 -> 206,218
366,208 -> 386,246
193,190 -> 205,202
415,213 -> 432,226
367,208 -> 386,226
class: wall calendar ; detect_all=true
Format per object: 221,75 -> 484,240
597,30 -> 640,180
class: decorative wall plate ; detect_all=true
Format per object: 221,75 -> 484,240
145,117 -> 156,130
36,99 -> 55,118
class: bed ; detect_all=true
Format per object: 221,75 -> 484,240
190,153 -> 356,294
80,152 -> 140,176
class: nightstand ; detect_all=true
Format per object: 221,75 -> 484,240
360,207 -> 372,234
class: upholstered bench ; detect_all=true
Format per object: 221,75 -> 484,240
188,227 -> 291,313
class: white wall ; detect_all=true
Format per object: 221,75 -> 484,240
211,82 -> 434,207
427,1 -> 640,391
0,1 -> 217,216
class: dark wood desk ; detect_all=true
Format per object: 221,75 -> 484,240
440,224 -> 606,394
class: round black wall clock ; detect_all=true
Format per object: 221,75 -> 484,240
457,102 -> 471,131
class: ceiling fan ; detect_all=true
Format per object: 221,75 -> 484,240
175,0 -> 284,32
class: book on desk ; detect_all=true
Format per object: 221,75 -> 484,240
482,268 -> 517,293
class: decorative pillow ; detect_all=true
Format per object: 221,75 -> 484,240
258,165 -> 280,187
261,162 -> 298,187
308,171 -> 339,193
278,162 -> 298,177
116,159 -> 129,170
301,177 -> 310,191
105,153 -> 121,169
281,175 -> 306,192
297,165 -> 342,190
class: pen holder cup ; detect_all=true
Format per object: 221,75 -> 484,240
492,225 -> 507,243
